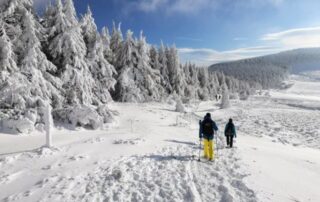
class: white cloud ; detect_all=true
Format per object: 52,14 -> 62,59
233,37 -> 248,41
123,0 -> 286,15
176,36 -> 203,42
134,0 -> 167,12
178,46 -> 281,66
261,26 -> 320,40
261,26 -> 320,49
180,25 -> 320,66
125,0 -> 216,14
168,0 -> 216,14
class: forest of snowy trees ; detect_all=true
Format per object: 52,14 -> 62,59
0,0 -> 253,133
209,56 -> 290,89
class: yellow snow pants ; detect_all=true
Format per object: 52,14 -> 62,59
203,139 -> 214,160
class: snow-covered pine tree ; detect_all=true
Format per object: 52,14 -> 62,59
101,26 -> 113,64
182,63 -> 197,100
166,45 -> 186,96
0,7 -> 61,134
42,1 -> 56,28
197,67 -> 210,100
220,83 -> 230,109
136,31 -> 164,101
0,21 -> 17,82
149,45 -> 160,70
20,10 -> 56,73
47,0 -> 95,105
113,30 -> 141,102
44,0 -> 112,129
110,22 -> 123,68
19,9 -> 61,103
207,72 -> 218,100
80,6 -> 116,103
113,30 -> 165,102
158,42 -> 171,94
81,6 -> 97,58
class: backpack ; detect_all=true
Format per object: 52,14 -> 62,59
202,120 -> 214,135
226,123 -> 233,136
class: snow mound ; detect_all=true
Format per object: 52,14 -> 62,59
113,138 -> 145,145
1,117 -> 35,134
53,105 -> 116,129
35,147 -> 61,157
175,99 -> 185,113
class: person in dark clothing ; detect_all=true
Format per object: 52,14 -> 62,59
199,113 -> 218,160
224,118 -> 236,148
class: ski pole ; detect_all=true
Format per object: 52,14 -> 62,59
198,120 -> 202,162
198,138 -> 201,162
216,131 -> 218,159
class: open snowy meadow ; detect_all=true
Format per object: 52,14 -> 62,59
0,74 -> 319,202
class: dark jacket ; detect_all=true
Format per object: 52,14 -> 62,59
224,123 -> 236,137
200,116 -> 218,140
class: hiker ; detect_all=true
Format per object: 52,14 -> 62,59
224,118 -> 236,148
199,113 -> 218,160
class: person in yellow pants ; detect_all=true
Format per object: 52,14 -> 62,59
200,113 -> 218,161
203,139 -> 215,160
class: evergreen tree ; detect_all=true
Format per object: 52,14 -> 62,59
80,6 -> 116,103
110,22 -> 123,68
220,83 -> 230,109
20,10 -> 56,74
101,26 -> 112,63
166,45 -> 186,95
19,9 -> 61,104
149,45 -> 160,70
197,67 -> 209,100
47,0 -> 95,105
158,42 -> 171,93
113,30 -> 142,102
136,31 -> 164,101
0,21 -> 17,82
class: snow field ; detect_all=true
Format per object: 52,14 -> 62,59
0,76 -> 320,202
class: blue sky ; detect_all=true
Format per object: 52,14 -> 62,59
34,0 -> 320,66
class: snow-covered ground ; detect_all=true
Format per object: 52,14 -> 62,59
0,75 -> 320,202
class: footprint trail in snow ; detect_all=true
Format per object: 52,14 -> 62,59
1,143 -> 256,202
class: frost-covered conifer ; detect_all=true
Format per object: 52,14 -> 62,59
113,30 -> 142,102
166,45 -> 185,95
158,42 -> 171,93
81,6 -> 97,57
80,6 -> 116,103
0,22 -> 17,81
149,45 -> 160,70
197,67 -> 210,100
136,32 -> 164,101
101,26 -> 113,63
47,0 -> 95,105
220,83 -> 230,109
110,22 -> 123,67
20,10 -> 56,73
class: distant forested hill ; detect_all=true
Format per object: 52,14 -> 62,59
209,48 -> 320,88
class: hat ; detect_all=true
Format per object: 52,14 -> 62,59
206,113 -> 211,118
